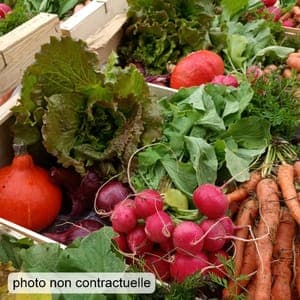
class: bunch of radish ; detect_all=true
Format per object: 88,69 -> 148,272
111,184 -> 235,283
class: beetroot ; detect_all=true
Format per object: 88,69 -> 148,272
172,221 -> 204,255
95,180 -> 132,213
126,224 -> 153,255
43,219 -> 103,245
193,184 -> 228,219
144,250 -> 170,281
170,252 -> 209,282
145,211 -> 175,243
134,189 -> 164,219
199,219 -> 226,252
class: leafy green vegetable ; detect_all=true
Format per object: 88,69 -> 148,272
12,37 -> 162,176
118,0 -> 219,75
20,227 -> 125,273
244,71 -> 300,140
132,83 -> 271,196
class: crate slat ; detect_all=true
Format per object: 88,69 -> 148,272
0,13 -> 60,95
60,0 -> 128,40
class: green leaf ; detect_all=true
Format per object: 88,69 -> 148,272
221,0 -> 248,20
161,158 -> 198,197
184,136 -> 218,184
226,116 -> 271,149
56,227 -> 125,272
20,243 -> 62,272
0,235 -> 33,269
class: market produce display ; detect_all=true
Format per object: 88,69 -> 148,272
1,0 -> 300,299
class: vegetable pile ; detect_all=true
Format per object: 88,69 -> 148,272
223,161 -> 300,299
0,0 -> 300,299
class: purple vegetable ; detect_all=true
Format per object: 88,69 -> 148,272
43,219 -> 103,245
95,180 -> 132,214
145,74 -> 170,86
211,75 -> 239,87
50,168 -> 102,217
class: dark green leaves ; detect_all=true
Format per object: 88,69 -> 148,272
12,37 -> 162,176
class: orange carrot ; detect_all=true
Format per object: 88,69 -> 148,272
223,199 -> 258,299
246,275 -> 256,300
271,208 -> 296,300
254,178 -> 281,300
226,172 -> 262,204
235,227 -> 258,295
277,163 -> 300,225
295,238 -> 300,298
294,161 -> 300,184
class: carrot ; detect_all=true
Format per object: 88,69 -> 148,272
254,178 -> 281,300
226,172 -> 262,204
223,199 -> 258,299
246,275 -> 256,300
294,161 -> 300,184
271,208 -> 296,300
235,227 -> 258,295
277,163 -> 300,225
295,238 -> 300,298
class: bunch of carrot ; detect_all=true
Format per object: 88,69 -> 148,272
223,161 -> 300,300
280,0 -> 300,28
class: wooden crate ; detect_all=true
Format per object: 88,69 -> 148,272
60,0 -> 128,40
0,13 -> 60,96
283,26 -> 300,37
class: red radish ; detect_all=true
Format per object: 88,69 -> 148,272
114,198 -> 135,209
145,211 -> 175,243
282,18 -> 296,27
170,252 -> 209,282
211,74 -> 239,87
193,184 -> 228,219
172,221 -> 204,255
199,219 -> 226,252
144,249 -> 171,281
246,65 -> 264,82
207,250 -> 229,278
267,6 -> 281,21
160,238 -> 174,252
218,216 -> 236,236
134,189 -> 164,219
261,0 -> 276,7
0,3 -> 11,19
126,224 -> 153,255
110,202 -> 137,233
113,233 -> 128,252
95,180 -> 132,213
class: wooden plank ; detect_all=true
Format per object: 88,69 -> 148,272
60,0 -> 128,40
86,13 -> 127,64
0,13 -> 60,95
